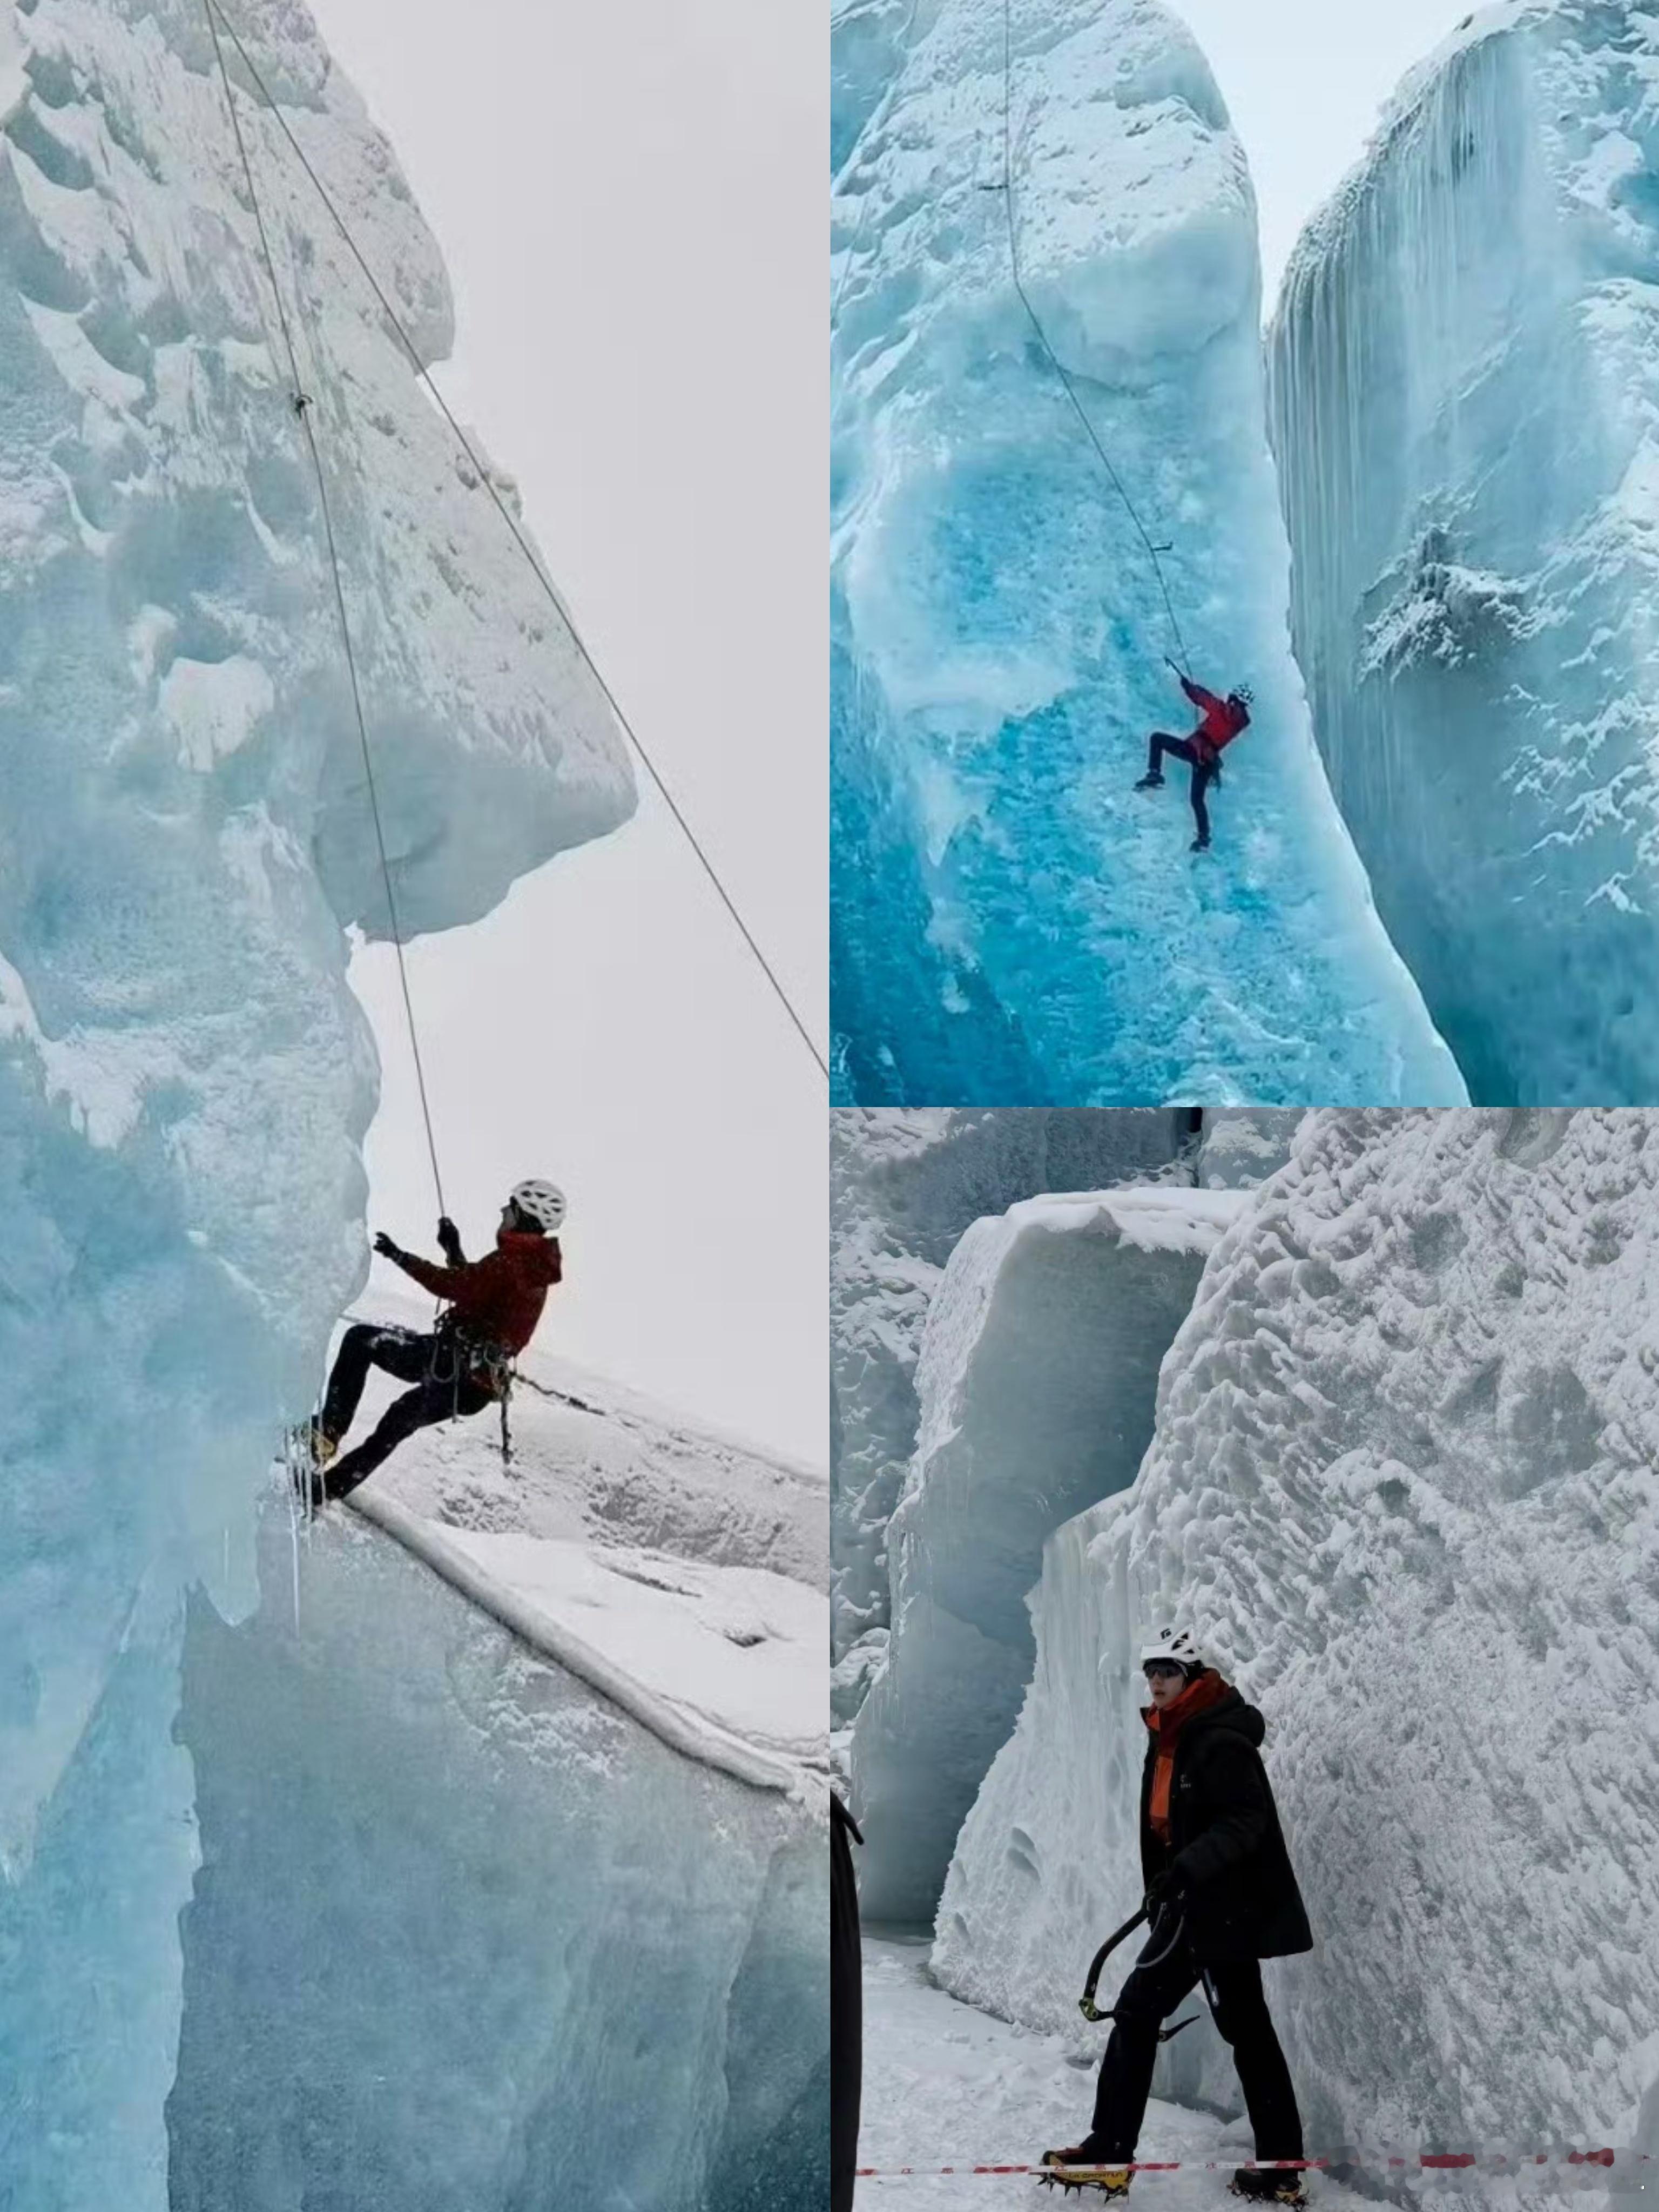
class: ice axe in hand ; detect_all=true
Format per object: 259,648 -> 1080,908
1077,1899 -> 1198,2042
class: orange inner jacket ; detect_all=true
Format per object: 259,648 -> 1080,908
1145,1669 -> 1232,1845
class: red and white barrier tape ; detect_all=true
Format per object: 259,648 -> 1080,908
857,2150 -> 1637,2179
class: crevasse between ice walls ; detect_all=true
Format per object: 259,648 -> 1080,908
0,0 -> 639,2201
1269,2 -> 1659,1109
829,0 -> 1464,1108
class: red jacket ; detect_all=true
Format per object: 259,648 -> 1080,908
1182,676 -> 1251,759
395,1229 -> 562,1355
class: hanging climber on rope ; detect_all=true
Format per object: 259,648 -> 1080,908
1135,662 -> 1252,853
291,1178 -> 565,1506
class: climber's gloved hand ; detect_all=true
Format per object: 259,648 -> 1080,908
373,1230 -> 401,1262
437,1215 -> 463,1262
1146,1866 -> 1186,1916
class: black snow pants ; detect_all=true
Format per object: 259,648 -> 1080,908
1147,733 -> 1217,844
831,1796 -> 864,2212
317,1323 -> 493,1500
1087,1922 -> 1302,2164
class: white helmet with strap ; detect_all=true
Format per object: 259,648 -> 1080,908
509,1178 -> 565,1234
1139,1626 -> 1203,1676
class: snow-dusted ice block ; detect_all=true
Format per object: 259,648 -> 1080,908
0,0 -> 632,2197
938,1109 -> 1659,2157
830,0 -> 1463,1107
851,1186 -> 1244,1922
1269,5 -> 1659,1106
168,1507 -> 826,2212
831,1108 -> 1185,1663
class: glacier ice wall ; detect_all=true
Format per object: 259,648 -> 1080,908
831,1106 -> 1186,1667
830,0 -> 1464,1107
938,1108 -> 1659,2157
850,1185 -> 1244,1923
168,1510 -> 825,2212
0,1 -> 632,2199
1268,3 -> 1659,1107
1195,1107 -> 1300,1190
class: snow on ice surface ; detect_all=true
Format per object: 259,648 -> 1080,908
938,1109 -> 1659,2170
431,1530 -> 825,1765
1268,3 -> 1659,1107
830,0 -> 1464,1108
168,1503 -> 826,2212
351,1305 -> 830,1778
0,0 -> 632,2200
857,1934 -> 1375,2210
831,1107 -> 1187,1664
852,1184 -> 1245,1920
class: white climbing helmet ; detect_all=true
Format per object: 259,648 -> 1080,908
1233,684 -> 1254,705
509,1178 -> 566,1235
1139,1627 -> 1204,1677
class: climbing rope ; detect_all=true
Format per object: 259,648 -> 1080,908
205,0 -> 827,1086
204,0 -> 448,1213
995,0 -> 1191,675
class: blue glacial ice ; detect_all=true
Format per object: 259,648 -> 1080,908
167,1506 -> 826,2212
1268,3 -> 1659,1108
830,0 -> 1465,1107
0,0 -> 646,2200
829,1104 -> 1192,1664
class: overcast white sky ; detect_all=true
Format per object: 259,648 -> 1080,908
305,0 -> 825,1464
1168,0 -> 1476,303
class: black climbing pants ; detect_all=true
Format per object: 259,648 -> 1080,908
1088,1926 -> 1303,2164
318,1323 -> 492,1500
832,1797 -> 864,2212
1147,733 -> 1217,843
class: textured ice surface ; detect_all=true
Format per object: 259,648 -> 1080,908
360,1309 -> 830,1780
831,1107 -> 1186,1665
168,1507 -> 826,2212
0,1 -> 631,2199
830,0 -> 1463,1107
850,1184 -> 1244,1922
1269,4 -> 1659,1107
1195,1108 -> 1301,1190
938,1109 -> 1659,2161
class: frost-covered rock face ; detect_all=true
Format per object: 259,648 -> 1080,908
830,0 -> 1463,1108
831,1107 -> 1186,1664
1268,4 -> 1659,1108
938,1109 -> 1659,2157
0,2 -> 631,2198
851,1185 -> 1246,1924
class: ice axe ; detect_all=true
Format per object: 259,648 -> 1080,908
1078,1899 -> 1198,2042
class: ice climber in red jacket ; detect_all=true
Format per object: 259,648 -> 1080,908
1136,669 -> 1253,851
294,1177 -> 565,1503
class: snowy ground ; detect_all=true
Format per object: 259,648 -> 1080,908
318,1288 -> 828,1784
857,1936 -> 1367,2210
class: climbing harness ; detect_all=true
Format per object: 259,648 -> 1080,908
427,1313 -> 516,1470
993,0 -> 1190,676
205,0 -> 826,1086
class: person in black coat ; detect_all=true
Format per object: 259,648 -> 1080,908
832,1794 -> 864,2212
1043,1629 -> 1311,2204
